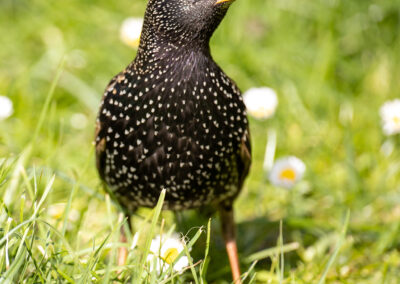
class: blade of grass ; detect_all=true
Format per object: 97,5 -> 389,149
103,213 -> 126,283
263,128 -> 276,174
22,237 -> 46,282
0,175 -> 55,247
19,194 -> 25,224
317,210 -> 350,284
79,232 -> 112,284
240,260 -> 258,283
136,188 -> 166,283
36,219 -> 82,268
55,267 -> 75,283
245,242 -> 300,263
1,217 -> 13,273
2,222 -> 31,281
55,169 -> 104,201
35,175 -> 55,215
61,146 -> 94,236
3,147 -> 31,206
248,273 -> 257,284
0,218 -> 38,247
200,218 -> 211,284
32,58 -> 65,144
279,220 -> 284,284
183,241 -> 199,284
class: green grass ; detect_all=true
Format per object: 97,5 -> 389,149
1,0 -> 400,282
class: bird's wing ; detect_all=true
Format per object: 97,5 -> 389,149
95,74 -> 122,180
238,125 -> 251,190
95,119 -> 107,181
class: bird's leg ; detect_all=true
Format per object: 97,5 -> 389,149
118,214 -> 132,266
219,206 -> 241,284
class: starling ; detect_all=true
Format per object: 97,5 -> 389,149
95,0 -> 251,281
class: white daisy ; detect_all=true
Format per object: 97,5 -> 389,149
269,156 -> 306,189
243,87 -> 278,119
147,233 -> 189,274
0,95 -> 13,120
120,17 -> 143,48
380,99 -> 400,136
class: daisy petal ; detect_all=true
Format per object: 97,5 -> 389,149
243,87 -> 278,120
269,156 -> 306,189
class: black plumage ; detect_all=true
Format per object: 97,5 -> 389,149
95,0 -> 251,280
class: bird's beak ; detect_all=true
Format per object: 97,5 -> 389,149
214,0 -> 234,5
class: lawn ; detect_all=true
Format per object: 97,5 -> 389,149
1,0 -> 400,282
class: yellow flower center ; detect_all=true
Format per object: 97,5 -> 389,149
279,168 -> 296,181
393,116 -> 400,125
252,107 -> 273,119
162,248 -> 179,264
126,37 -> 141,48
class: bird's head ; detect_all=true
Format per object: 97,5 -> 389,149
140,0 -> 235,47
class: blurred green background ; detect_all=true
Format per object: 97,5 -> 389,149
1,0 -> 400,282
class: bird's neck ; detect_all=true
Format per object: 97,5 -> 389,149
133,36 -> 215,80
134,23 -> 213,67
